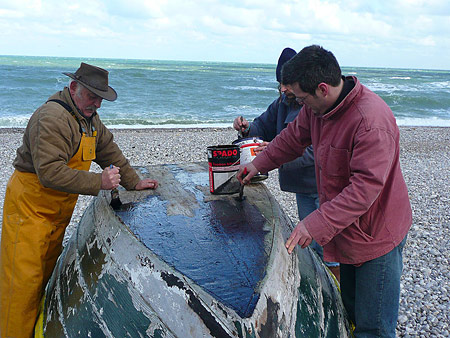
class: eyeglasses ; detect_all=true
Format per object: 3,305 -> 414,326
295,93 -> 310,104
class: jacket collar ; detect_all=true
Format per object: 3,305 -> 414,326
322,76 -> 360,120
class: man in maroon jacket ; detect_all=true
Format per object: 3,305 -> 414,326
238,45 -> 411,337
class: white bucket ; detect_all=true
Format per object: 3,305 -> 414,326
232,137 -> 268,182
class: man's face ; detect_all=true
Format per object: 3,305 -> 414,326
287,83 -> 326,116
280,83 -> 295,99
280,83 -> 297,104
70,82 -> 103,118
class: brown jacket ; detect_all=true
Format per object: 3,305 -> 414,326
13,87 -> 140,196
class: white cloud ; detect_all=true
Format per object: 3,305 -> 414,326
0,0 -> 449,69
0,8 -> 23,18
396,0 -> 450,15
419,36 -> 436,46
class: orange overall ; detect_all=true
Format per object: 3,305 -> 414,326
0,130 -> 96,338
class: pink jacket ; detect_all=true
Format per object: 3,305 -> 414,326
253,77 -> 412,265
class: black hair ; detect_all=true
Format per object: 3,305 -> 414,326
281,45 -> 341,95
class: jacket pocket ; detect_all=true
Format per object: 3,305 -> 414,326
323,145 -> 351,178
353,218 -> 374,241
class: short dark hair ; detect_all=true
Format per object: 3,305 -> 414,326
281,45 -> 342,95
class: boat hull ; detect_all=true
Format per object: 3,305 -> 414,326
35,162 -> 350,337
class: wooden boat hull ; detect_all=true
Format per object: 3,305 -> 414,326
35,162 -> 351,337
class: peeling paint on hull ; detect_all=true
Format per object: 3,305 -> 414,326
36,162 -> 351,337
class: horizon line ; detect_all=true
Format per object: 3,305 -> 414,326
0,54 -> 449,72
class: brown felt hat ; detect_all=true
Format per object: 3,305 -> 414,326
63,62 -> 117,101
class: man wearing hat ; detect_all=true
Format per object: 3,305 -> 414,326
233,48 -> 340,281
0,62 -> 159,337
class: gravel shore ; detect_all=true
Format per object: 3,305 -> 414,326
0,126 -> 449,337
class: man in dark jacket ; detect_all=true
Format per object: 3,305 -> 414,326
233,48 -> 339,279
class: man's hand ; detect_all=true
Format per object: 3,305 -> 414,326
101,165 -> 121,190
285,221 -> 313,254
233,116 -> 249,134
237,162 -> 258,184
135,178 -> 158,190
253,141 -> 269,155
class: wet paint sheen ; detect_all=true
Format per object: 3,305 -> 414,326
115,166 -> 270,318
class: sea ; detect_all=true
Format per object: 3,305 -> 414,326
1,55 -> 449,128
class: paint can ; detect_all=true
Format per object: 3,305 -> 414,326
207,145 -> 241,194
232,137 -> 268,182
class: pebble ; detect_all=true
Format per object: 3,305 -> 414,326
0,126 -> 449,337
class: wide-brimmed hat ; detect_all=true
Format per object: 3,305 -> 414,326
276,48 -> 297,83
63,62 -> 117,101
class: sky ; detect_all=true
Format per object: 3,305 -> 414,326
1,0 -> 449,70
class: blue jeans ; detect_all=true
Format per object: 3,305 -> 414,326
340,235 -> 407,337
296,193 -> 339,268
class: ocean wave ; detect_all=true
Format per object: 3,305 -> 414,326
106,122 -> 233,129
1,56 -> 449,131
366,83 -> 420,92
105,117 -> 450,129
427,81 -> 450,90
0,116 -> 33,127
389,77 -> 411,80
100,115 -> 236,126
222,86 -> 276,92
396,116 -> 450,127
1,116 -> 448,129
103,117 -> 450,129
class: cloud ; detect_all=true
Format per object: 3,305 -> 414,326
0,8 -> 23,18
0,0 -> 449,69
104,0 -> 166,19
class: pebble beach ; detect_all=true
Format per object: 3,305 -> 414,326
0,126 -> 448,337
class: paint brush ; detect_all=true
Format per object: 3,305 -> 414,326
237,168 -> 248,201
109,164 -> 122,210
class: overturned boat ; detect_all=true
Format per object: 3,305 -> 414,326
35,162 -> 351,337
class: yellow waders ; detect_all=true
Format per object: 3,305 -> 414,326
0,131 -> 96,338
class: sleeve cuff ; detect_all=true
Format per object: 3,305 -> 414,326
303,209 -> 336,246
